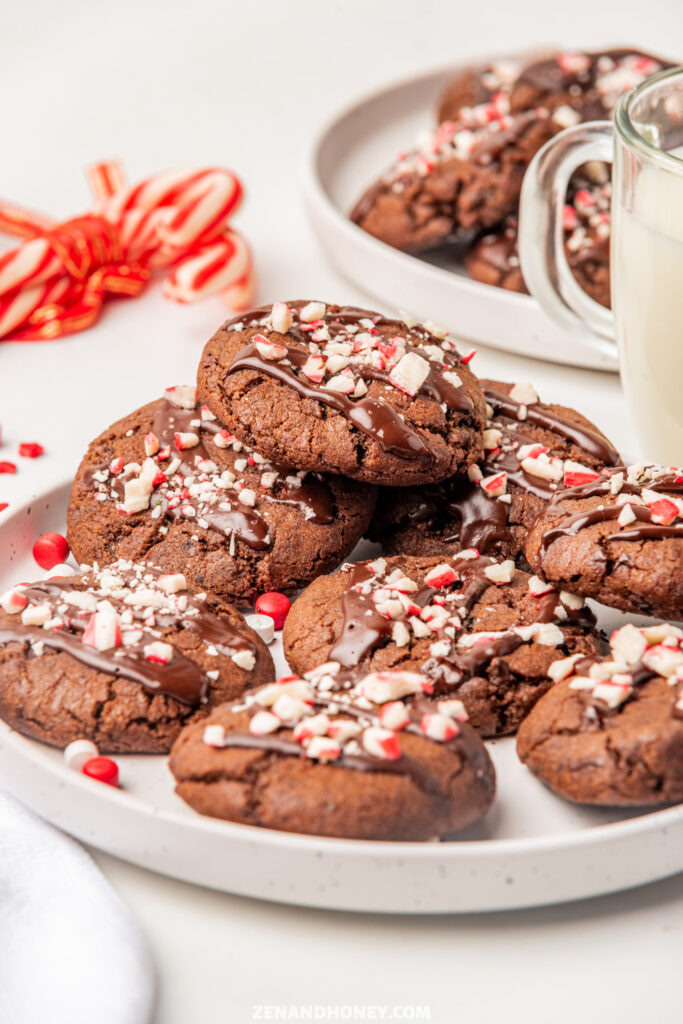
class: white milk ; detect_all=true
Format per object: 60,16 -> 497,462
612,146 -> 683,464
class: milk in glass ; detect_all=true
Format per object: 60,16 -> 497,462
612,147 -> 683,464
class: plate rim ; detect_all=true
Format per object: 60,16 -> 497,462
299,60 -> 619,372
2,477 -> 682,863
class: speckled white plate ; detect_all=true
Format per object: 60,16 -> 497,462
0,481 -> 681,913
302,64 -> 619,372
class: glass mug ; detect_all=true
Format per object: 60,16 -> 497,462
519,66 -> 683,465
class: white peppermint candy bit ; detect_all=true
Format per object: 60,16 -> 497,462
174,431 -> 200,451
528,575 -> 555,597
231,649 -> 256,672
122,477 -> 152,514
299,301 -> 326,323
618,503 -> 637,527
533,622 -> 564,647
164,385 -> 197,409
483,560 -> 515,584
144,432 -> 160,457
437,699 -> 468,721
255,680 -> 313,706
203,724 -> 228,748
157,573 -> 187,594
327,719 -> 362,742
360,670 -> 431,704
379,701 -> 411,731
641,622 -> 683,645
238,488 -> 257,507
480,472 -> 507,497
144,640 -> 174,663
609,624 -> 647,666
49,563 -> 77,578
482,428 -> 502,451
293,714 -> 330,742
388,352 -> 430,396
324,373 -> 355,394
245,612 -> 275,645
367,558 -> 387,575
509,382 -> 539,405
421,713 -> 458,742
272,693 -> 312,723
642,644 -> 683,678
424,563 -> 457,588
362,726 -> 402,761
63,739 -> 99,771
548,653 -> 585,682
467,464 -> 483,482
391,621 -> 411,647
0,588 -> 28,614
250,711 -> 281,736
422,319 -> 449,339
303,661 -> 341,683
254,334 -> 287,361
592,681 -> 631,709
305,736 -> 342,761
559,590 -> 584,610
522,452 -> 564,482
270,302 -> 293,334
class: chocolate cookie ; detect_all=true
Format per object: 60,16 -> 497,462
282,552 -> 601,737
510,49 -> 673,122
437,58 -> 524,124
351,106 -> 557,250
368,379 -> 620,564
170,665 -> 496,840
466,174 -> 612,308
197,302 -> 486,487
524,464 -> 683,619
517,621 -> 683,805
67,388 -> 376,601
0,560 -> 273,753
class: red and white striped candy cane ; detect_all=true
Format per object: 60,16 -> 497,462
0,160 -> 253,341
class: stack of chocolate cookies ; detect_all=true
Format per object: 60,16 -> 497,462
352,48 -> 675,309
1,299 -> 682,840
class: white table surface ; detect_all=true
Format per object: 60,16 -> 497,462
1,1 -> 681,1020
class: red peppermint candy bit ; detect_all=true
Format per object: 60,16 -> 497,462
33,532 -> 70,570
0,461 -> 17,474
0,504 -> 9,513
255,592 -> 291,631
461,349 -> 477,365
648,499 -> 679,526
18,442 -> 44,458
82,756 -> 119,788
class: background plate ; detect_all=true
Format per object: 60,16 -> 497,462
302,64 -> 619,373
0,482 -> 681,913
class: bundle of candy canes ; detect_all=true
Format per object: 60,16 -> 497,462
0,161 -> 254,341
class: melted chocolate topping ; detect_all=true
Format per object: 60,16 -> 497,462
88,398 -> 334,552
225,304 -> 475,463
540,474 -> 683,553
0,570 -> 254,706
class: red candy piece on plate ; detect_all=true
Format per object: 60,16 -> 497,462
18,442 -> 44,458
33,532 -> 70,570
255,592 -> 291,631
0,504 -> 8,513
82,757 -> 119,788
0,461 -> 17,474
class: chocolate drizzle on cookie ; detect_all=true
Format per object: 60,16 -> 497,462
327,555 -> 594,695
0,564 -> 255,706
225,304 -> 477,463
86,395 -> 334,552
539,470 -> 683,554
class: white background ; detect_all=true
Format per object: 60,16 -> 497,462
1,1 -> 682,1021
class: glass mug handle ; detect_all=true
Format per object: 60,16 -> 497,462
518,121 -> 615,348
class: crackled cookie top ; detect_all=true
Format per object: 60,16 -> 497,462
197,302 -> 486,486
67,389 -> 375,600
169,664 -> 496,841
283,552 -> 600,737
370,378 -> 619,562
517,620 -> 683,806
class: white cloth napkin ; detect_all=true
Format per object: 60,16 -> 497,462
0,790 -> 155,1024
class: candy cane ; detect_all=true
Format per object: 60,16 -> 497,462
0,160 -> 252,342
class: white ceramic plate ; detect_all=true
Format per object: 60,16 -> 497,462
302,64 -> 619,373
1,482 -> 681,913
